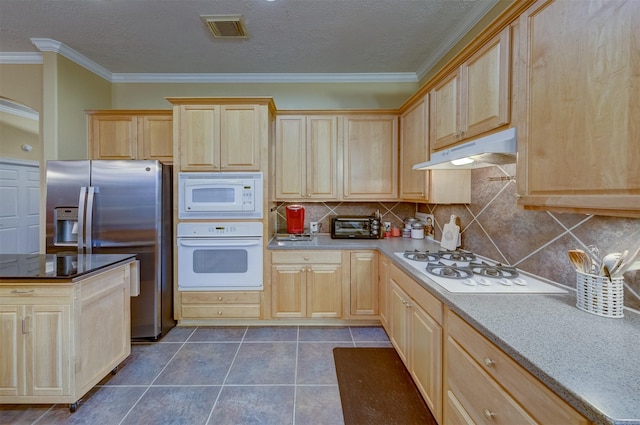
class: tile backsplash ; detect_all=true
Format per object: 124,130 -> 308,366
274,163 -> 640,312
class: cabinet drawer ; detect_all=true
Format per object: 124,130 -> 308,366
181,304 -> 260,319
447,310 -> 588,424
181,291 -> 260,304
271,251 -> 342,264
447,337 -> 536,425
0,286 -> 73,299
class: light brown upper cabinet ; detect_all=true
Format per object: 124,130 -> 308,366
168,98 -> 274,172
87,111 -> 173,162
343,114 -> 398,200
399,95 -> 470,204
275,115 -> 339,200
512,0 -> 640,218
430,27 -> 511,152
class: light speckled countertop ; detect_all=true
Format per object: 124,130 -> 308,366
269,235 -> 640,425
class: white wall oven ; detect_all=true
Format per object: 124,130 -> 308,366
178,172 -> 263,219
177,222 -> 263,291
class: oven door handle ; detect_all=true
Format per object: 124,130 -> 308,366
177,239 -> 262,247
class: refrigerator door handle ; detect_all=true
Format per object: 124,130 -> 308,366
85,186 -> 96,254
77,187 -> 87,253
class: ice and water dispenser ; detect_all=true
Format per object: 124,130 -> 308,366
53,207 -> 79,246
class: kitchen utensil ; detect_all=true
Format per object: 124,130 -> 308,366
600,252 -> 620,279
568,249 -> 591,273
608,250 -> 627,276
286,204 -> 305,234
611,247 -> 640,277
587,245 -> 600,271
441,215 -> 460,251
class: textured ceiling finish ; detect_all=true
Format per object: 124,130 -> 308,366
0,0 -> 497,79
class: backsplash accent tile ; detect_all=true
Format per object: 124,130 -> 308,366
418,163 -> 640,312
274,201 -> 416,234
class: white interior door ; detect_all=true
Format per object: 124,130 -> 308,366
0,159 -> 40,254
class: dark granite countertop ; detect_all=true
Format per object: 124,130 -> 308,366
0,253 -> 137,281
268,234 -> 640,425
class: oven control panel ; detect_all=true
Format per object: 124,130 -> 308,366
177,222 -> 263,238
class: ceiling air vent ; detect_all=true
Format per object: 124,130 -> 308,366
201,15 -> 248,38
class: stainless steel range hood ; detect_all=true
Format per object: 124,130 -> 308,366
413,127 -> 516,170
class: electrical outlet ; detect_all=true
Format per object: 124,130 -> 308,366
310,222 -> 319,233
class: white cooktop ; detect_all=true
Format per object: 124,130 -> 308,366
394,252 -> 568,294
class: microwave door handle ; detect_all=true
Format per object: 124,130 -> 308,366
177,239 -> 262,247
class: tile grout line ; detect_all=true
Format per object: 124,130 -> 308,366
292,325 -> 300,425
205,326 -> 249,425
117,326 -> 197,425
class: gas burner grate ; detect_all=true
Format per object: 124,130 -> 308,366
471,262 -> 519,279
438,250 -> 476,263
425,262 -> 473,279
403,250 -> 439,262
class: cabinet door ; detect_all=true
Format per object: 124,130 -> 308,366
410,303 -> 443,423
220,105 -> 261,171
307,116 -> 339,199
389,280 -> 409,364
343,115 -> 398,199
430,69 -> 462,151
275,116 -> 306,199
89,115 -> 137,160
400,97 -> 429,201
27,305 -> 71,396
138,115 -> 173,162
179,105 -> 220,171
271,265 -> 306,318
514,0 -> 640,217
0,305 -> 24,396
307,264 -> 342,318
462,27 -> 510,140
349,251 -> 378,316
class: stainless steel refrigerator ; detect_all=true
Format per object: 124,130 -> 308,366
46,160 -> 175,340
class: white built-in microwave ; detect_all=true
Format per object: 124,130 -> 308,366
178,172 -> 263,219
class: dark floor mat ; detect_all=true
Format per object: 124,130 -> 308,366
333,347 -> 437,425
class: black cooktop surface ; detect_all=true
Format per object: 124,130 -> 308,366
0,253 -> 136,279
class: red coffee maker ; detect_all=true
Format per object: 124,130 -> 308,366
286,205 -> 305,234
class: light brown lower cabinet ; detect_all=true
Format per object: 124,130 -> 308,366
348,251 -> 378,317
0,261 -> 135,409
271,251 -> 343,318
445,310 -> 589,425
387,262 -> 443,424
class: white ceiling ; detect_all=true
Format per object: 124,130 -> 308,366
0,0 -> 499,82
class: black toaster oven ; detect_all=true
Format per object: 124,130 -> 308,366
330,216 -> 382,239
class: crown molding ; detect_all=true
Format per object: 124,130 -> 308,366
30,38 -> 112,81
3,39 -> 422,84
415,0 -> 499,80
111,72 -> 418,83
0,99 -> 39,120
0,52 -> 43,64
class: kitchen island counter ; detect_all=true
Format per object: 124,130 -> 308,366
268,235 -> 640,425
0,253 -> 137,282
0,254 -> 137,410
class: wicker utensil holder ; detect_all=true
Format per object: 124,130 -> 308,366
575,271 -> 624,318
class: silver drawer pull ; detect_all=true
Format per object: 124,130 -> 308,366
483,409 -> 496,420
483,357 -> 496,367
11,289 -> 35,295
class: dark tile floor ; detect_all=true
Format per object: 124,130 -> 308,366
1,325 -> 391,425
